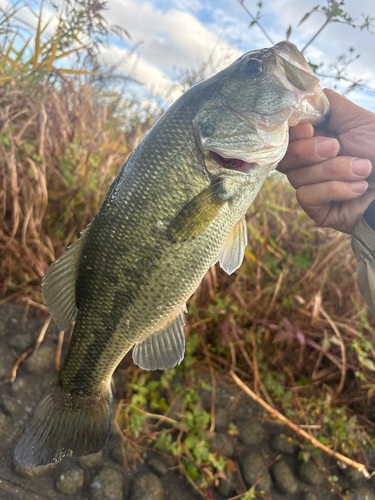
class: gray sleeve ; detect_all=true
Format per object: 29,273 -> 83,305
351,216 -> 375,317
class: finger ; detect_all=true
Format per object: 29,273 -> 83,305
277,137 -> 340,173
296,180 -> 368,210
299,190 -> 375,234
287,157 -> 372,190
289,123 -> 314,142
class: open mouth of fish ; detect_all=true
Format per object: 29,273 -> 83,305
209,151 -> 256,174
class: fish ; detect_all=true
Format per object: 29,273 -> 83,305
14,41 -> 329,467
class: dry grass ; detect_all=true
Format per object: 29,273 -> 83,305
0,77 -> 136,299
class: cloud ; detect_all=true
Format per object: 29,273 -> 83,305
102,0 -> 375,110
100,45 -> 184,103
106,0 -> 241,71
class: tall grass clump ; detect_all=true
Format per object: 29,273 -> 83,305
0,0 -> 143,300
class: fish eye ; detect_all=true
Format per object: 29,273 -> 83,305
245,58 -> 263,75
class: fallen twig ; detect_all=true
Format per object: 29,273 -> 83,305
55,330 -> 64,371
230,370 -> 371,478
30,315 -> 52,357
200,338 -> 216,432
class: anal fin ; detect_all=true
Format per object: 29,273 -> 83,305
217,216 -> 248,275
132,308 -> 186,370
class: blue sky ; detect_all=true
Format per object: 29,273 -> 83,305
101,0 -> 375,111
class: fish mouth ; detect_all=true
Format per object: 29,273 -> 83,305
209,151 -> 257,174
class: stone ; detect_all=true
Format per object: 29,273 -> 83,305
217,469 -> 233,497
211,432 -> 234,458
338,462 -> 365,485
11,377 -> 29,395
0,351 -> 14,379
0,395 -> 20,417
240,451 -> 272,494
56,468 -> 84,495
90,468 -> 124,500
148,457 -> 168,477
304,494 -> 318,500
298,459 -> 323,485
25,346 -> 55,375
0,412 -> 7,436
270,433 -> 296,456
8,333 -> 34,352
111,445 -> 134,466
271,459 -> 298,494
14,462 -> 56,480
0,318 -> 5,337
239,422 -> 265,446
350,488 -> 375,500
214,408 -> 230,432
78,450 -> 103,469
130,472 -> 164,500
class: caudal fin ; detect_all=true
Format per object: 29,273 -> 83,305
14,378 -> 112,467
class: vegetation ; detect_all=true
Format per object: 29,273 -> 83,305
1,0 -> 375,498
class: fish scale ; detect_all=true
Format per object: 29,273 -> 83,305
14,41 -> 329,467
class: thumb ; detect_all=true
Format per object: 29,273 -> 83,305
324,88 -> 372,135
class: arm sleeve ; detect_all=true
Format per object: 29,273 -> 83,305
351,199 -> 375,317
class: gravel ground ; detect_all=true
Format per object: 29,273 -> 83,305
1,302 -> 375,500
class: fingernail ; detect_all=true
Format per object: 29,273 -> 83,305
351,181 -> 368,193
316,138 -> 339,159
351,158 -> 372,177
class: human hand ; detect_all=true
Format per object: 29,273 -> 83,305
277,89 -> 375,234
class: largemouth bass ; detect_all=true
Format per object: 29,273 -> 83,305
14,41 -> 329,467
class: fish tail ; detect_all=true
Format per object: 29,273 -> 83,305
14,377 -> 112,467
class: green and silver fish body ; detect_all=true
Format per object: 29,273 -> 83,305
14,41 -> 329,467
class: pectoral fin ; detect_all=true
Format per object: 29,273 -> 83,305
166,180 -> 229,243
217,216 -> 248,275
132,308 -> 186,370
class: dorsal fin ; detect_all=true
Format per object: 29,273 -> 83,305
217,216 -> 248,275
132,308 -> 186,370
42,226 -> 90,331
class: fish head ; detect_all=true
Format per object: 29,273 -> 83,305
193,40 -> 329,176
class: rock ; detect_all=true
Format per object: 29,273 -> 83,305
14,462 -> 56,480
298,459 -> 323,485
270,434 -> 296,456
111,445 -> 134,466
338,462 -> 365,485
56,468 -> 84,495
211,432 -> 234,458
8,333 -> 34,352
350,488 -> 375,500
0,395 -> 20,417
239,422 -> 265,446
78,450 -> 103,469
271,459 -> 298,494
25,346 -> 55,375
0,412 -> 7,436
11,377 -> 29,396
240,451 -> 272,494
215,408 -> 230,432
0,318 -> 5,337
0,351 -> 14,379
130,472 -> 164,500
217,469 -> 233,497
148,457 -> 168,477
90,468 -> 124,500
304,494 -> 318,500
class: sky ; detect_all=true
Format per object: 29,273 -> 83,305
100,0 -> 375,111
